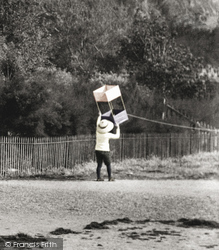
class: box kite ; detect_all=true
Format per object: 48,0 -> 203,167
93,85 -> 128,124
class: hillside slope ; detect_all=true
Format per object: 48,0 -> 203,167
146,0 -> 219,65
149,0 -> 219,29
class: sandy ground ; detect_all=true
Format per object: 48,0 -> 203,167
0,179 -> 219,249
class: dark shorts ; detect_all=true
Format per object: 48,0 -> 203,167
95,150 -> 111,166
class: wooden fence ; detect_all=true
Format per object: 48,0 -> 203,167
0,132 -> 218,175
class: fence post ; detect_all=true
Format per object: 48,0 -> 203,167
217,130 -> 219,152
146,134 -> 149,158
0,137 -> 3,175
169,133 -> 172,158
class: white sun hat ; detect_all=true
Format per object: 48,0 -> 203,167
97,119 -> 114,134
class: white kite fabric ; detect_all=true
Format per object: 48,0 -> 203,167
93,85 -> 129,125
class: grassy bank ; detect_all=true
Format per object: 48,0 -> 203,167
3,152 -> 219,180
69,151 -> 219,180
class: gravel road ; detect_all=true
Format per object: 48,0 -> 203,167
0,179 -> 218,237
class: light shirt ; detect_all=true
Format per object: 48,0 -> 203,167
95,116 -> 120,151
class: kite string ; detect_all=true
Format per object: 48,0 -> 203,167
128,114 -> 218,132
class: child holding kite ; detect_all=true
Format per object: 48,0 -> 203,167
95,114 -> 120,181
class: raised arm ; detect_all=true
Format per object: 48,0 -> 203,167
115,124 -> 120,138
109,123 -> 120,139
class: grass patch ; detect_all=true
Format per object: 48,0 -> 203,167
74,152 -> 219,180
1,152 -> 219,180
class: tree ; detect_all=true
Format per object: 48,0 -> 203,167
0,67 -> 74,136
39,0 -> 132,76
119,12 -> 209,99
0,0 -> 53,74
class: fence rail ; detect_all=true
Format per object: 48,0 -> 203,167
0,132 -> 218,175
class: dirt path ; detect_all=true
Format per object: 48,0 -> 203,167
0,179 -> 218,249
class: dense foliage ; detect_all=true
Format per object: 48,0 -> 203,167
0,0 -> 218,136
119,13 -> 208,99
